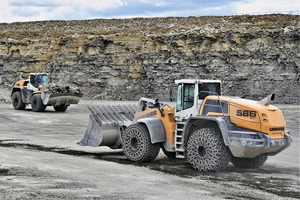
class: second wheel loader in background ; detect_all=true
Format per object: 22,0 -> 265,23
79,79 -> 292,172
11,73 -> 83,112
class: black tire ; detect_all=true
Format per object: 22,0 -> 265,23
162,146 -> 176,159
122,123 -> 160,163
53,105 -> 68,112
12,91 -> 26,110
31,94 -> 47,112
187,128 -> 230,172
231,154 -> 268,169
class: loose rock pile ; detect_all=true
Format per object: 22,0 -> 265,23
42,84 -> 83,97
0,89 -> 11,103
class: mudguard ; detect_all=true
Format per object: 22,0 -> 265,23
183,116 -> 230,146
137,118 -> 166,144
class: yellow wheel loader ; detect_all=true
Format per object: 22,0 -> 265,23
11,73 -> 83,112
79,79 -> 292,172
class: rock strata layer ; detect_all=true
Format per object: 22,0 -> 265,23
0,14 -> 299,104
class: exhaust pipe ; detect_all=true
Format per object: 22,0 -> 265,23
259,93 -> 275,106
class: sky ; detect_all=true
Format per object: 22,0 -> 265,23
0,0 -> 299,23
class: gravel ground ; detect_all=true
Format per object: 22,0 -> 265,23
0,100 -> 299,200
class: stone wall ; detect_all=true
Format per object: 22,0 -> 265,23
0,14 -> 299,104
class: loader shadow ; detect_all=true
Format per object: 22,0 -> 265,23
0,168 -> 10,176
10,107 -> 77,114
97,153 -> 300,199
10,108 -> 56,113
0,139 -> 298,177
0,140 -> 298,199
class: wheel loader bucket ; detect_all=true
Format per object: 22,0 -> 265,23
41,92 -> 82,106
78,104 -> 137,149
41,84 -> 83,106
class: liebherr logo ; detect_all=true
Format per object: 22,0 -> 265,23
270,127 -> 285,131
136,110 -> 157,120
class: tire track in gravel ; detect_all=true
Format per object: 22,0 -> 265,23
0,139 -> 299,199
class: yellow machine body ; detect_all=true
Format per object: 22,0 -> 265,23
134,106 -> 177,151
199,96 -> 286,140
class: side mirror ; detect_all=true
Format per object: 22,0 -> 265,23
169,85 -> 174,102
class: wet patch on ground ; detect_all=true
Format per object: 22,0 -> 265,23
0,140 -> 299,199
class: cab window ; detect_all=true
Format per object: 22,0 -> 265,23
183,84 -> 194,110
176,84 -> 182,112
199,83 -> 221,99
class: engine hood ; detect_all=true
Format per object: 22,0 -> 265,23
228,98 -> 286,139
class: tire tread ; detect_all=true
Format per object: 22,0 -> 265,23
12,91 -> 26,110
187,128 -> 230,172
122,123 -> 160,163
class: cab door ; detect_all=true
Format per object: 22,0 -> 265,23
175,83 -> 199,121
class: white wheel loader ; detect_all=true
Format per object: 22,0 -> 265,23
11,73 -> 82,112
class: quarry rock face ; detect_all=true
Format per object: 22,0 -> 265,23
0,14 -> 299,104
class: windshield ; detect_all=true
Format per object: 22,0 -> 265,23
30,74 -> 49,88
39,74 -> 49,85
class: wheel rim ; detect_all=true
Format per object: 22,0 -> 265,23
130,137 -> 138,150
127,129 -> 144,156
197,145 -> 206,157
123,127 -> 147,160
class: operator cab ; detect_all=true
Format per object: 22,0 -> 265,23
174,79 -> 221,121
27,73 -> 49,91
